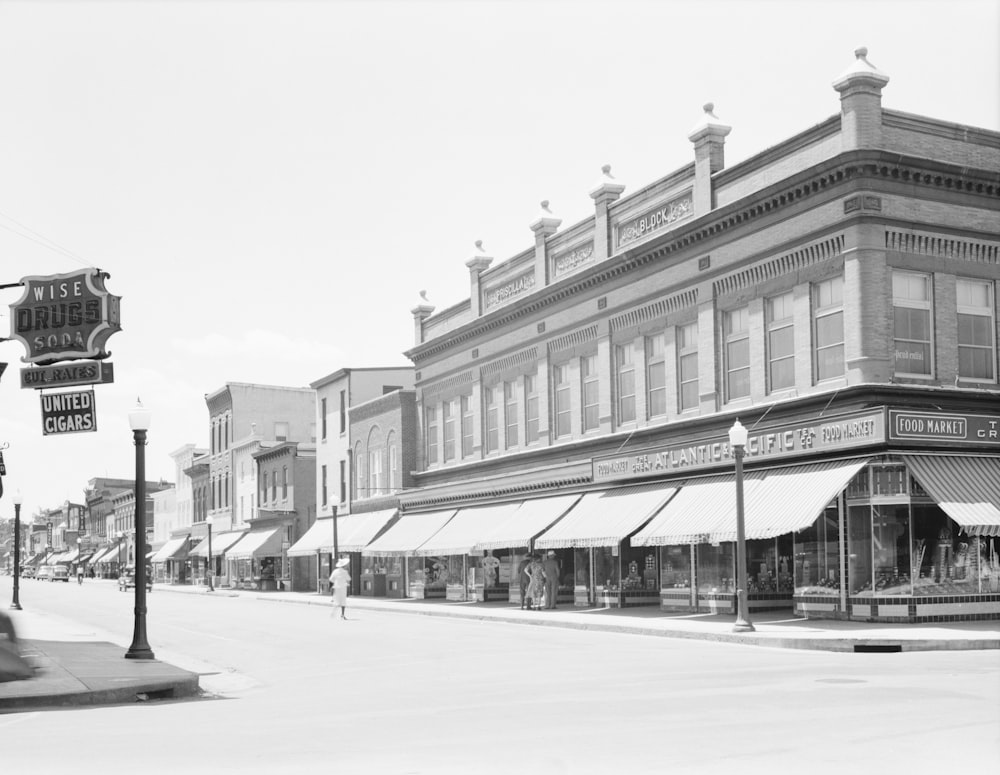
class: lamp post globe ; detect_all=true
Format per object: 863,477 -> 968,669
728,419 -> 755,633
11,491 -> 23,610
125,398 -> 155,660
205,515 -> 214,592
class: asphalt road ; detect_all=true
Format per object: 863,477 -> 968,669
3,577 -> 999,774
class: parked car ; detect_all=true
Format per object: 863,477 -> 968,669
50,566 -> 70,582
35,566 -> 52,581
20,566 -> 36,579
118,567 -> 153,592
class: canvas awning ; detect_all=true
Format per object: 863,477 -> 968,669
413,502 -> 521,557
903,454 -> 1000,536
150,536 -> 190,563
226,527 -> 283,560
362,510 -> 457,557
287,510 -> 398,556
534,483 -> 680,550
189,530 -> 247,558
474,494 -> 582,551
287,518 -> 335,557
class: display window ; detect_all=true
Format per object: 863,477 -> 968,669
594,546 -> 619,591
362,555 -> 388,575
621,545 -> 657,595
746,536 -> 793,594
795,504 -> 840,596
481,550 -> 505,591
847,504 -> 874,595
697,543 -> 734,593
573,548 -> 591,588
659,545 -> 691,590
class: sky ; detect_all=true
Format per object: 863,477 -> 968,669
1,0 -> 998,524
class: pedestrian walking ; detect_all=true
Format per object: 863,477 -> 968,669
516,554 -> 531,609
542,550 -> 560,609
524,553 -> 546,611
330,557 -> 350,620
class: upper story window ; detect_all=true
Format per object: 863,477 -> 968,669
892,271 -> 933,377
339,390 -> 346,434
460,395 -> 474,458
645,334 -> 666,419
677,322 -> 699,412
812,276 -> 844,381
281,466 -> 288,499
724,307 -> 750,401
766,292 -> 795,391
581,354 -> 599,431
321,464 -> 328,507
270,470 -> 277,502
387,433 -> 398,491
274,422 -> 289,442
524,373 -> 539,444
425,406 -> 438,465
504,380 -> 519,448
355,445 -> 365,496
616,343 -> 636,424
321,397 -> 327,440
368,449 -> 382,496
484,384 -> 500,453
553,364 -> 571,438
957,278 -> 995,382
442,399 -> 456,462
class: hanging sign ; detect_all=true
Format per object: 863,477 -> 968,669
9,269 -> 121,365
21,360 -> 115,389
40,389 -> 98,435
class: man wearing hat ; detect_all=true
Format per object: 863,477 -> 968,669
330,557 -> 351,620
542,550 -> 561,609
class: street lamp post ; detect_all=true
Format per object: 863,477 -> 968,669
206,515 -> 214,592
10,492 -> 23,611
118,530 -> 126,576
729,419 -> 755,633
125,399 -> 155,660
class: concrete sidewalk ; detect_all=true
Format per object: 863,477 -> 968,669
2,580 -> 997,713
169,581 -> 1000,653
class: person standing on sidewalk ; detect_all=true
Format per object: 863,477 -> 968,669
542,550 -> 560,609
516,554 -> 531,609
330,558 -> 350,620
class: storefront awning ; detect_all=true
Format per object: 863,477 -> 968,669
362,510 -> 457,557
414,502 -> 521,556
189,530 -> 248,558
474,494 -> 582,551
226,527 -> 283,560
535,483 -> 680,549
150,536 -> 190,563
287,518 -> 335,557
903,454 -> 1000,536
92,545 -> 120,564
632,474 -> 760,546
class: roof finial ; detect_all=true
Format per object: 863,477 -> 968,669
474,240 -> 484,252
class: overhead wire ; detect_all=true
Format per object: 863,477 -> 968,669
0,209 -> 95,269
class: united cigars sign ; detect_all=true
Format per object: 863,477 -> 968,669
9,269 -> 121,365
593,409 -> 886,483
40,390 -> 97,436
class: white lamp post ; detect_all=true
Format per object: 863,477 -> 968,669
729,419 -> 755,633
126,398 -> 154,660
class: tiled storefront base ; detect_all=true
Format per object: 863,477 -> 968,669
660,592 -> 792,614
795,594 -> 1000,622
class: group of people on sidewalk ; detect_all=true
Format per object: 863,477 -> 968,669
519,550 -> 560,611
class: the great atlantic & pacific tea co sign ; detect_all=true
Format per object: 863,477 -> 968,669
593,409 -> 886,483
9,269 -> 121,365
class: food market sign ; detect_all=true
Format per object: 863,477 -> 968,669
9,270 -> 121,365
40,390 -> 98,436
593,409 -> 886,483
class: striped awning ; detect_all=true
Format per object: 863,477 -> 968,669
226,528 -> 283,560
414,502 -> 521,557
903,454 -> 1000,536
474,494 -> 582,551
362,510 -> 457,557
189,530 -> 247,558
632,475 -> 752,546
150,536 -> 189,563
339,509 -> 399,552
534,483 -> 680,550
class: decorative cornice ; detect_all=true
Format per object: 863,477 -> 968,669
610,289 -> 698,331
714,235 -> 846,296
405,150 -> 999,363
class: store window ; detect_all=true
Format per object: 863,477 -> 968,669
594,546 -> 619,592
460,395 -> 474,457
505,380 -> 519,448
892,270 -> 933,376
659,546 -> 691,590
724,306 -> 750,401
677,322 -> 699,412
484,384 -> 500,453
442,399 -> 455,462
645,333 -> 666,419
524,373 -> 539,444
697,543 -> 734,594
812,276 -> 844,381
957,278 -> 996,381
581,354 -> 599,432
794,504 -> 839,596
766,291 -> 795,391
425,405 -> 438,465
553,364 -> 571,438
616,343 -> 636,424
